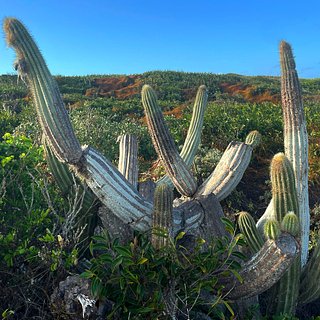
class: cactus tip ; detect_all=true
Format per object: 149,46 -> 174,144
271,152 -> 287,171
245,130 -> 262,148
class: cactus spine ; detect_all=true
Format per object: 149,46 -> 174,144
157,85 -> 208,188
142,85 -> 197,197
270,152 -> 301,315
151,184 -> 173,249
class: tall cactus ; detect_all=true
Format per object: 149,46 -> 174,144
258,41 -> 309,267
280,41 -> 309,266
4,18 -> 82,164
4,18 -> 154,231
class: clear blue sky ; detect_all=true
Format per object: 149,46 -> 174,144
0,0 -> 319,78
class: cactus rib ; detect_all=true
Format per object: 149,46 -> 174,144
4,18 -> 82,163
264,219 -> 281,240
142,85 -> 197,197
299,242 -> 320,304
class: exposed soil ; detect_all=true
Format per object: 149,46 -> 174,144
85,75 -> 142,99
220,82 -> 280,104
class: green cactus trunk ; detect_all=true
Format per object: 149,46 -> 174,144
270,153 -> 301,316
151,184 -> 173,250
44,140 -> 99,256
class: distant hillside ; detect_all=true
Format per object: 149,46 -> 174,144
2,70 -> 320,106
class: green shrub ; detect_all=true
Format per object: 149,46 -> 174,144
82,219 -> 245,319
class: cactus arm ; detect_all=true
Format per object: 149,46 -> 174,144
280,41 -> 309,266
226,233 -> 299,300
4,18 -> 154,231
271,153 -> 300,226
152,184 -> 173,249
270,152 -> 301,315
77,147 -> 152,231
197,131 -> 260,200
141,85 -> 197,197
117,134 -> 139,189
157,85 -> 208,188
237,211 -> 264,253
4,18 -> 82,163
245,130 -> 262,148
264,219 -> 281,240
197,141 -> 250,199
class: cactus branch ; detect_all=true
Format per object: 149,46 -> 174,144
157,85 -> 208,188
142,85 -> 197,197
117,134 -> 139,189
77,146 -> 152,231
270,152 -> 301,315
226,233 -> 299,300
197,132 -> 258,200
4,18 -> 82,163
238,211 -> 264,254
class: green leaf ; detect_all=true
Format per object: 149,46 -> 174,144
176,231 -> 186,240
231,251 -> 246,261
223,300 -> 235,316
137,257 -> 148,265
221,217 -> 235,234
112,256 -> 123,270
114,246 -> 133,258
